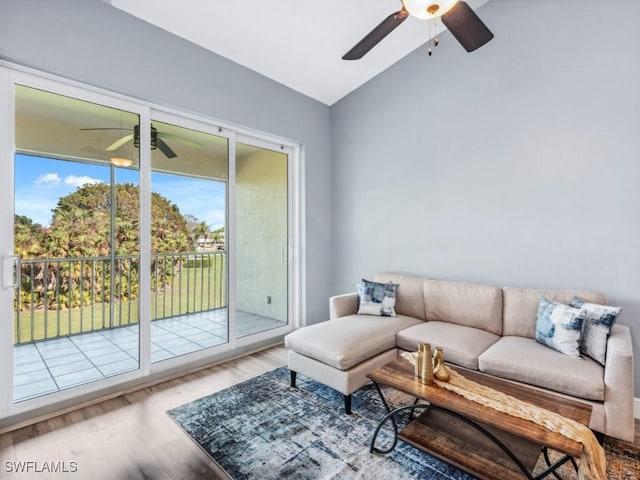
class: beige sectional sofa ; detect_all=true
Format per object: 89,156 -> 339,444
284,272 -> 635,442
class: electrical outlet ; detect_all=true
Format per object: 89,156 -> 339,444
267,296 -> 272,304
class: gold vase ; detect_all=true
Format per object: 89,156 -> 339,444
433,346 -> 451,382
420,343 -> 433,385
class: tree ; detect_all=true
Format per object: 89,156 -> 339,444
16,182 -> 192,310
184,213 -> 202,243
149,190 -> 191,253
48,183 -> 191,257
14,215 -> 44,258
212,227 -> 225,250
184,215 -> 211,248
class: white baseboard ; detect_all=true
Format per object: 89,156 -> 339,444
635,397 -> 640,419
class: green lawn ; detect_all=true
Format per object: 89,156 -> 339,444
13,264 -> 226,344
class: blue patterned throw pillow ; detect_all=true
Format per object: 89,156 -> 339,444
569,296 -> 621,366
535,297 -> 585,357
356,279 -> 399,317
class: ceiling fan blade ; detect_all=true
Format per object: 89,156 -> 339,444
156,138 -> 177,158
342,8 -> 409,60
157,132 -> 202,148
105,134 -> 134,151
441,1 -> 494,52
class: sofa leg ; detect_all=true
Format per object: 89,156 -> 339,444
290,370 -> 297,388
344,394 -> 352,415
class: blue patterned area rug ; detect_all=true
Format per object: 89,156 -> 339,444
168,366 -> 639,479
167,366 -> 475,479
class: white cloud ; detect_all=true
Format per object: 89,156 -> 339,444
202,208 -> 227,230
34,173 -> 61,186
34,173 -> 102,189
64,175 -> 102,188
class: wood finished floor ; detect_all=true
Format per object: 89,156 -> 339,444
0,345 -> 638,479
0,346 -> 288,480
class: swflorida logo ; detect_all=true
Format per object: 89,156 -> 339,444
4,460 -> 78,473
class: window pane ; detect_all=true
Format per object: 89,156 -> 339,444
13,85 -> 140,402
150,120 -> 228,362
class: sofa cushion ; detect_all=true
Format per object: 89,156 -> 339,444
423,280 -> 503,335
502,287 -> 607,338
356,279 -> 399,316
284,314 -> 423,371
570,296 -> 622,366
374,273 -> 428,321
478,336 -> 605,401
396,321 -> 500,370
535,297 -> 585,358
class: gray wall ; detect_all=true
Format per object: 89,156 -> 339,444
331,0 -> 640,396
0,0 -> 332,326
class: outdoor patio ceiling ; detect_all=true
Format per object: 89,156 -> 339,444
14,86 -> 231,180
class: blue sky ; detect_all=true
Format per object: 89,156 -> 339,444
15,154 -> 226,230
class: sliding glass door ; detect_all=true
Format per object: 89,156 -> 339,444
0,66 -> 299,419
12,85 -> 141,402
235,140 -> 291,339
149,118 -> 229,362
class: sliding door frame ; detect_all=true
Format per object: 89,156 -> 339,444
0,61 -> 302,421
1,69 -> 150,418
145,108 -> 238,371
0,64 -> 15,417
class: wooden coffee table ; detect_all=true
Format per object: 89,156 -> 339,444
367,358 -> 593,480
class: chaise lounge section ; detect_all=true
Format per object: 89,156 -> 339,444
284,272 -> 635,442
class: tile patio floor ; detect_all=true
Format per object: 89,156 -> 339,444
13,309 -> 286,402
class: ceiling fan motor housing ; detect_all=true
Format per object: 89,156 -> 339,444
133,124 -> 158,150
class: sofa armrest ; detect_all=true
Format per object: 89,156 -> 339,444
603,323 -> 635,442
329,292 -> 359,319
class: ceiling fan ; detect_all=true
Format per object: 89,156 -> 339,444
80,124 -> 201,159
343,0 -> 493,60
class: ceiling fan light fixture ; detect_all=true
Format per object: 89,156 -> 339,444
110,156 -> 133,167
401,0 -> 458,19
342,0 -> 492,60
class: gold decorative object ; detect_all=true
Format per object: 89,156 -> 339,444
419,343 -> 433,384
433,346 -> 444,368
433,346 -> 451,382
402,345 -> 441,384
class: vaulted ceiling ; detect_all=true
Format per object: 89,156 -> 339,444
105,0 -> 491,106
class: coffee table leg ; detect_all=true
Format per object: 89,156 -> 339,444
536,447 -> 578,480
370,380 -> 397,453
370,403 -> 431,454
371,380 -> 392,414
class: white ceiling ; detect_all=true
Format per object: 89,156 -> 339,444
106,0 -> 490,106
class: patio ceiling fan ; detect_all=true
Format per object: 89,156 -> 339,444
80,124 -> 201,159
343,0 -> 493,60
